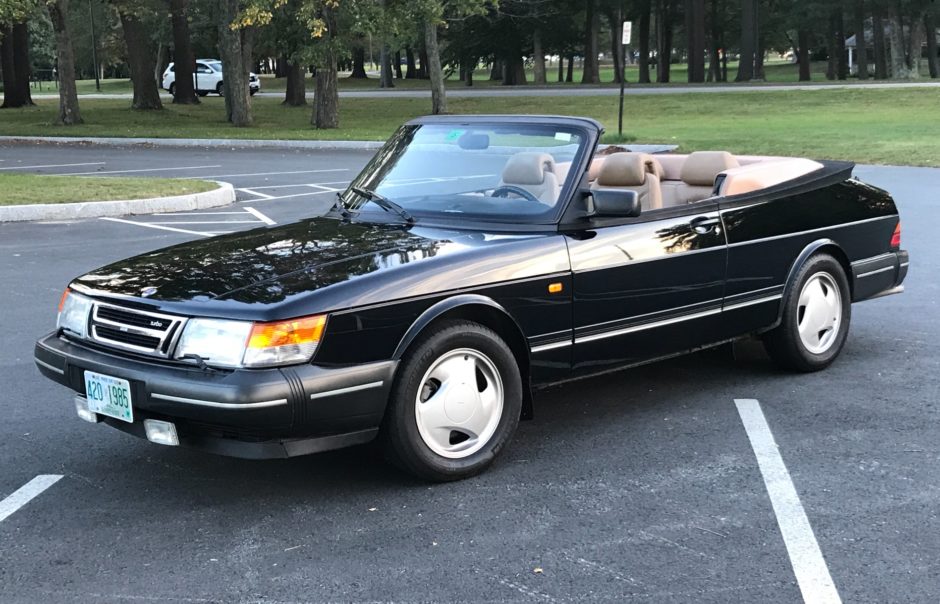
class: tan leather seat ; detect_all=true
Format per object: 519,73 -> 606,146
590,152 -> 663,211
661,151 -> 739,206
498,152 -> 560,205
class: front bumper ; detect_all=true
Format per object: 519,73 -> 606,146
35,333 -> 396,459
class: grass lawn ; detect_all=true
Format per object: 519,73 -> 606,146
0,173 -> 218,205
1,88 -> 938,166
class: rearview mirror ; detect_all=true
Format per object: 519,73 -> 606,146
590,188 -> 641,218
458,133 -> 490,150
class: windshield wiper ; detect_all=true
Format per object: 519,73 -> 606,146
332,192 -> 353,221
351,186 -> 415,224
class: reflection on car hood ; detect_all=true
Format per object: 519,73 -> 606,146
71,218 -> 568,320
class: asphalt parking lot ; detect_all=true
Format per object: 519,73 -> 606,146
0,143 -> 937,603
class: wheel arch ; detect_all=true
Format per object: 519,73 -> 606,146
775,238 -> 853,325
392,295 -> 534,420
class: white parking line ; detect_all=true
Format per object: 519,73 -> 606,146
238,188 -> 275,199
239,180 -> 350,190
57,165 -> 222,176
100,217 -> 212,237
148,221 -> 259,225
185,168 -> 349,180
0,162 -> 105,171
0,475 -> 63,523
246,189 -> 340,202
244,206 -> 276,225
735,399 -> 841,604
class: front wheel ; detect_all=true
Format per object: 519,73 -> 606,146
762,253 -> 851,372
381,320 -> 522,481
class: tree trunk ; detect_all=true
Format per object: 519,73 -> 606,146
638,0 -> 652,83
906,15 -> 925,78
169,0 -> 198,104
274,55 -> 288,78
798,29 -> 812,80
418,43 -> 429,79
394,51 -> 403,79
119,12 -> 163,109
532,29 -> 547,84
852,0 -> 869,79
872,9 -> 888,78
566,53 -> 575,81
283,61 -> 306,105
489,60 -> 503,80
217,0 -> 252,126
607,10 -> 623,83
503,51 -> 527,85
11,22 -> 33,106
735,0 -> 755,81
657,0 -> 673,82
405,47 -> 417,78
707,0 -> 721,81
835,9 -> 848,79
687,0 -> 706,82
47,0 -> 82,124
926,13 -> 939,78
0,26 -> 21,108
425,22 -> 447,114
887,15 -> 906,77
557,55 -> 564,81
350,46 -> 368,78
313,6 -> 338,128
379,44 -> 394,87
581,0 -> 600,83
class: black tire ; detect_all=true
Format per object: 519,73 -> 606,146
249,89 -> 257,96
197,91 -> 209,97
168,83 -> 176,97
762,253 -> 851,372
216,82 -> 224,96
380,320 -> 523,482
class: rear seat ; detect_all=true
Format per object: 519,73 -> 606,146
590,152 -> 663,211
660,151 -> 739,206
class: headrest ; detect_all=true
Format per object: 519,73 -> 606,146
501,152 -> 556,185
596,153 -> 648,186
680,151 -> 739,186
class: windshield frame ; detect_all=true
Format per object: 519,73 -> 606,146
338,115 -> 601,231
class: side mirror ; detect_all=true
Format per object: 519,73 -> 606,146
589,188 -> 641,218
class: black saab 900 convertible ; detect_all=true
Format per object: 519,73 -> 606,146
35,115 -> 909,480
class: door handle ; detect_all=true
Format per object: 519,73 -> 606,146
691,216 -> 721,234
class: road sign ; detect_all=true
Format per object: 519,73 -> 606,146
622,21 -> 633,45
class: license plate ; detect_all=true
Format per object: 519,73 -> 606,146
83,371 -> 134,423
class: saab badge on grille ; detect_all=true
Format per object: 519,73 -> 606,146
140,286 -> 158,298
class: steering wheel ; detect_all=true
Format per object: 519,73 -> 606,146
491,185 -> 540,202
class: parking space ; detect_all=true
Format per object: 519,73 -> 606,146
0,144 -> 937,602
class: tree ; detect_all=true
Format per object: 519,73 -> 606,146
581,0 -> 600,83
926,10 -> 939,78
47,0 -> 82,124
735,0 -> 756,81
169,0 -> 199,103
686,0 -> 706,82
637,0 -> 652,82
218,0 -> 254,126
117,8 -> 164,109
312,2 -> 338,128
0,1 -> 36,109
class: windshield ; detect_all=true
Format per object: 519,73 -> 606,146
341,122 -> 589,224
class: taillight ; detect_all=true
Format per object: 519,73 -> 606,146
890,222 -> 901,248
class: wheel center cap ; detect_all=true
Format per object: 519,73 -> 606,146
443,382 -> 477,424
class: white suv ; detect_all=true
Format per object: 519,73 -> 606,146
162,59 -> 260,97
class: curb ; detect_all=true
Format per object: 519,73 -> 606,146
0,181 -> 236,223
0,135 -> 385,151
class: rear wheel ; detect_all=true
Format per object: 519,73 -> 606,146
168,83 -> 176,97
216,82 -> 224,96
381,320 -> 522,481
763,254 -> 851,372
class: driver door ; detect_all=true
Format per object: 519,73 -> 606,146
566,201 -> 728,374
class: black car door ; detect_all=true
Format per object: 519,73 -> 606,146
566,200 -> 729,374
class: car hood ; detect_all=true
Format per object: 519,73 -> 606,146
71,218 -> 569,321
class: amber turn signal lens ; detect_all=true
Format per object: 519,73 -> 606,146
58,288 -> 71,312
247,315 -> 326,349
548,282 -> 563,294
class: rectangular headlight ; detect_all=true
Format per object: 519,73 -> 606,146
175,318 -> 252,368
243,315 -> 326,368
57,289 -> 93,339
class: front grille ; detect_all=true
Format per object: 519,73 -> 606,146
89,301 -> 186,358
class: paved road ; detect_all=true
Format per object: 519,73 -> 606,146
26,80 -> 940,101
0,143 -> 937,603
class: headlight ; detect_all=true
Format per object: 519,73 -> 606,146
175,318 -> 252,368
174,314 -> 326,369
57,289 -> 92,338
